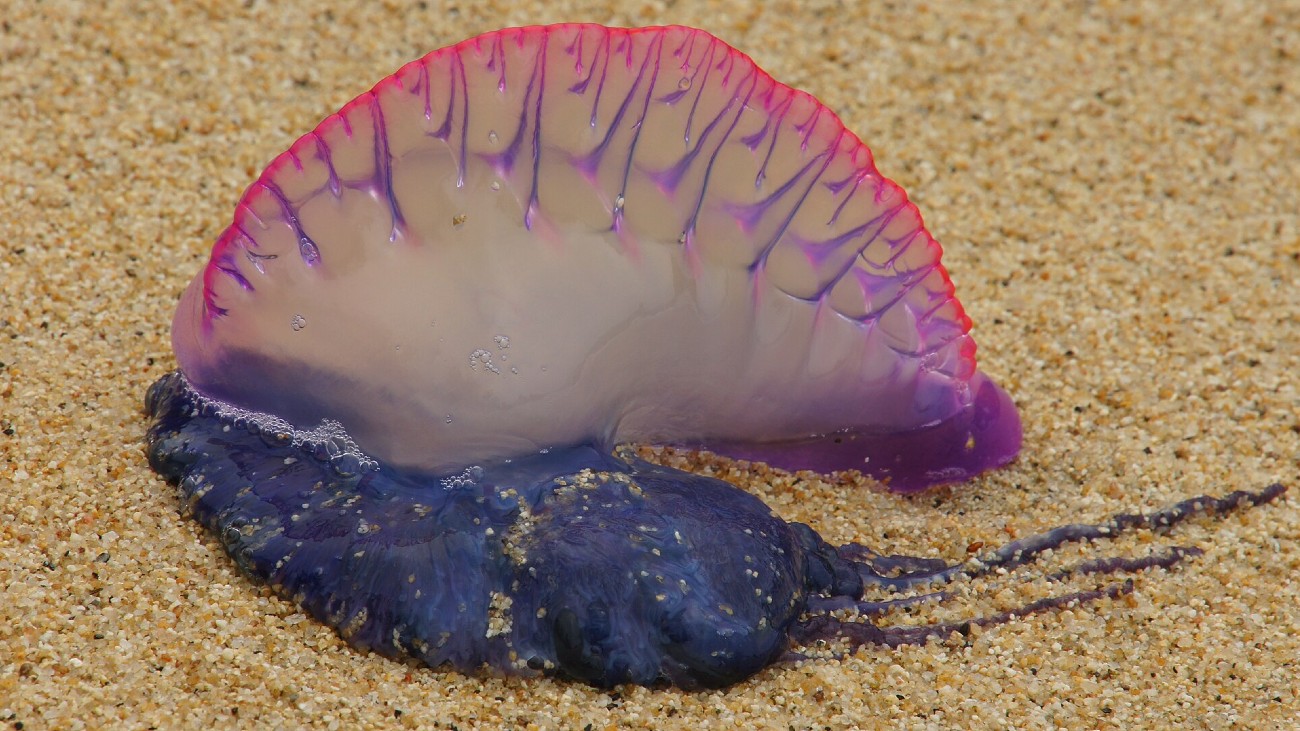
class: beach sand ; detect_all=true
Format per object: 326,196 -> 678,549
2,1 -> 1297,728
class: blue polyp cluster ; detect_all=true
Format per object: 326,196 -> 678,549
503,459 -> 806,687
144,372 -> 1286,688
145,372 -> 817,687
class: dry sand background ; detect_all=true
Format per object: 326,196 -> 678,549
2,1 -> 1298,729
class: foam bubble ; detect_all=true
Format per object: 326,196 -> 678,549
177,373 -> 378,473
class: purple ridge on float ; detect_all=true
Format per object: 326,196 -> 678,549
145,24 -> 1286,689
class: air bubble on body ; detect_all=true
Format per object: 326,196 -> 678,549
299,237 -> 320,265
470,348 -> 501,374
316,438 -> 342,460
441,465 -> 484,490
330,452 -> 364,477
173,375 -> 377,473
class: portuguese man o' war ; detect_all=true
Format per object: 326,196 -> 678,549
144,24 -> 1287,688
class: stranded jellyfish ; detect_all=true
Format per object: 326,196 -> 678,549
145,24 -> 1286,688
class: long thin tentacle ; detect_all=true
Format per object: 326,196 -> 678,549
789,482 -> 1287,658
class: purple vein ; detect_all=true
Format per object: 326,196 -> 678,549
612,32 -> 666,229
567,29 -> 609,128
214,229 -> 255,291
716,45 -> 736,85
810,200 -> 909,301
417,61 -> 432,120
672,27 -> 700,63
587,31 -> 612,127
525,31 -> 548,230
428,58 -> 456,139
570,29 -> 609,126
757,92 -> 795,186
232,224 -> 268,259
564,27 -> 585,72
680,40 -> 719,144
796,103 -> 824,151
369,98 -> 404,242
455,53 -> 469,187
309,132 -> 341,197
824,167 -> 873,225
864,263 -> 938,326
749,140 -> 840,273
213,260 -> 251,290
614,32 -> 632,67
740,115 -> 772,152
488,34 -> 507,92
729,144 -> 827,232
654,55 -> 749,196
255,179 -> 321,266
570,31 -> 654,184
679,67 -> 759,247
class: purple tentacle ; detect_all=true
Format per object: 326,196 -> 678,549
788,483 -> 1287,659
788,580 -> 1136,654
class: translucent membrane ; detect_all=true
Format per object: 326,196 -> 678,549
171,24 -> 1017,487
